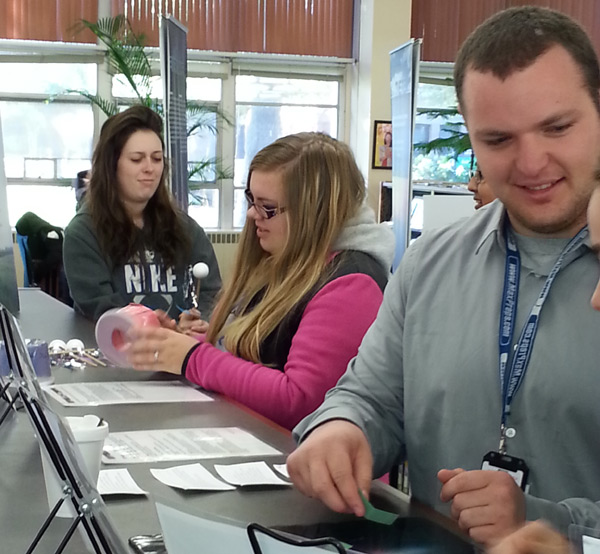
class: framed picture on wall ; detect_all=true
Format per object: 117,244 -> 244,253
372,120 -> 393,169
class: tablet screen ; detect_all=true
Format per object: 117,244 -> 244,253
276,516 -> 479,554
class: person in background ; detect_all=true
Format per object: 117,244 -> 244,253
490,183 -> 600,554
287,6 -> 600,548
15,211 -> 71,305
73,169 -> 91,211
468,167 -> 496,209
379,131 -> 393,168
63,105 -> 221,322
125,132 -> 395,430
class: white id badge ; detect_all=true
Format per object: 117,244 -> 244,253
481,451 -> 529,491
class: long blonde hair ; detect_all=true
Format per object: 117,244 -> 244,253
206,132 -> 366,362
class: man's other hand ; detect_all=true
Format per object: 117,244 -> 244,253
438,468 -> 526,546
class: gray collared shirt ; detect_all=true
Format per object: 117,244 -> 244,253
294,200 -> 600,532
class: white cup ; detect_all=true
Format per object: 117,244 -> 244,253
40,415 -> 109,518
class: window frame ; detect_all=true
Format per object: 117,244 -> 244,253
0,93 -> 95,183
231,70 -> 343,227
1,42 -> 350,230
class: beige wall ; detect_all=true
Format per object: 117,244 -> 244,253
347,0 -> 412,215
13,239 -> 24,287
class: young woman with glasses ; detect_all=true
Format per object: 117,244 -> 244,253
127,132 -> 395,429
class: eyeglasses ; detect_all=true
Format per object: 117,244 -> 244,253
244,189 -> 287,220
469,169 -> 483,184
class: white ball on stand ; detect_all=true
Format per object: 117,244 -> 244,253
192,262 -> 210,280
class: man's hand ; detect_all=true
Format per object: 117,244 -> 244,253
287,420 -> 373,517
438,468 -> 526,546
488,521 -> 569,554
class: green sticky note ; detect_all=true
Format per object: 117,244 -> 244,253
359,490 -> 398,525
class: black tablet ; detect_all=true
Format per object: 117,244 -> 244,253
275,516 -> 480,554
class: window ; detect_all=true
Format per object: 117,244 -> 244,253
0,62 -> 96,227
1,101 -> 93,179
0,62 -> 97,96
1,57 -> 345,231
186,77 -> 222,228
233,75 -> 340,227
412,81 -> 471,184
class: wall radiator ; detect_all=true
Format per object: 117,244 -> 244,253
206,231 -> 241,283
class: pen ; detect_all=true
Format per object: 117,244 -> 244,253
177,306 -> 202,318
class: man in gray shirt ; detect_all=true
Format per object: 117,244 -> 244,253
288,6 -> 600,548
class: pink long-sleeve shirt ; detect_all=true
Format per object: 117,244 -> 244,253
183,272 -> 384,429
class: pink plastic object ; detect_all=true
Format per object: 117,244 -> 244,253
95,304 -> 160,367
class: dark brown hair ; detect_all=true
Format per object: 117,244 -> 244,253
87,105 -> 189,267
454,6 -> 600,114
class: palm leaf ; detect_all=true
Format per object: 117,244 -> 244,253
64,90 -> 120,117
414,133 -> 471,156
187,160 -> 214,182
188,159 -> 233,182
78,16 -> 152,102
414,105 -> 475,168
68,14 -> 233,185
186,101 -> 233,136
416,107 -> 461,118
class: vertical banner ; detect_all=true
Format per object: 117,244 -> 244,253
160,15 -> 189,212
0,109 -> 20,314
389,39 -> 421,271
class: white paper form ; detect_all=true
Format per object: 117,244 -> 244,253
156,502 -> 333,554
45,380 -> 213,406
214,461 -> 291,486
102,427 -> 281,464
151,463 -> 235,491
97,468 -> 146,495
273,463 -> 289,478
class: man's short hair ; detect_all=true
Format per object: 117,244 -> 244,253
454,6 -> 600,112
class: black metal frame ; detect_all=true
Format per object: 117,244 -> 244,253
247,522 -> 348,554
0,303 -> 128,554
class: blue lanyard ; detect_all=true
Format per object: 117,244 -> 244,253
497,224 -> 588,453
